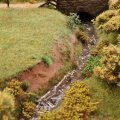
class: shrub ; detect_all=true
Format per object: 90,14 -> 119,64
22,101 -> 36,119
67,13 -> 82,30
94,44 -> 120,83
21,80 -> 30,91
81,56 -> 101,77
75,27 -> 90,44
42,56 -> 53,66
39,81 -> 97,120
0,91 -> 15,120
109,0 -> 120,10
6,79 -> 23,97
93,10 -> 118,28
4,79 -> 37,119
101,16 -> 120,32
91,40 -> 110,56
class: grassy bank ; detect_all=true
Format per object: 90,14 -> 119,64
85,76 -> 120,120
0,8 -> 71,80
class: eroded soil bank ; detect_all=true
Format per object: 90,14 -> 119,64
17,36 -> 82,91
31,22 -> 98,120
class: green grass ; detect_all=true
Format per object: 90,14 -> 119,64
85,76 -> 120,120
0,8 -> 71,80
97,31 -> 118,45
42,55 -> 53,66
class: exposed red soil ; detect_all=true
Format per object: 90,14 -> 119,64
18,43 -> 62,91
17,36 -> 78,91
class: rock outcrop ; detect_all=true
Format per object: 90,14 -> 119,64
57,0 -> 109,16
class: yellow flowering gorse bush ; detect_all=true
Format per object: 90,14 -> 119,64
39,81 -> 97,120
6,79 -> 22,96
0,91 -> 15,120
93,9 -> 120,32
94,44 -> 120,83
22,101 -> 36,119
101,16 -> 120,32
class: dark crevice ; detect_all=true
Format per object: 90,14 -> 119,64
77,12 -> 94,22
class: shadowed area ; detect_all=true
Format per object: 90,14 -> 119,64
78,12 -> 94,22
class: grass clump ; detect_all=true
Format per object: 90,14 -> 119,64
21,80 -> 30,91
81,56 -> 100,77
42,56 -> 53,66
101,16 -> 120,32
75,27 -> 90,44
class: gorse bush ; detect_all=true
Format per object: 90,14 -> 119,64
93,9 -> 120,32
42,56 -> 53,66
22,101 -> 36,119
94,44 -> 120,83
81,56 -> 100,77
101,16 -> 120,32
93,10 -> 117,28
0,91 -> 15,120
67,13 -> 82,30
39,81 -> 97,120
91,40 -> 109,56
61,81 -> 98,119
109,0 -> 120,10
4,79 -> 37,119
6,79 -> 22,97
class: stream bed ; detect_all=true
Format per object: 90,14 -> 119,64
31,22 -> 98,120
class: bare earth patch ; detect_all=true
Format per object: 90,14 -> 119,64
17,36 -> 79,91
18,43 -> 62,91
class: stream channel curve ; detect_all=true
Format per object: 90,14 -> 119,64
31,22 -> 98,120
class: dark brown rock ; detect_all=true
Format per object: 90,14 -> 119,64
57,0 -> 109,17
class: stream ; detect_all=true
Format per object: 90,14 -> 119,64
31,22 -> 98,120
